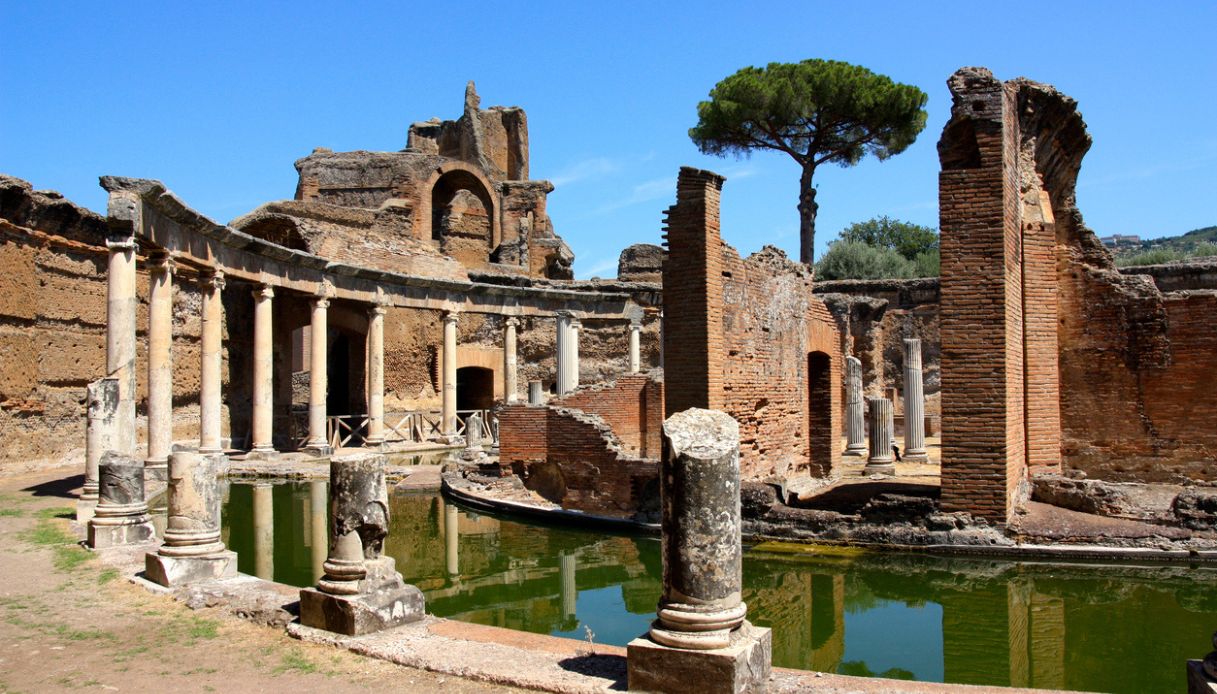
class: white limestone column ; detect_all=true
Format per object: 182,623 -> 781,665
366,304 -> 386,447
145,252 -> 174,478
250,284 -> 275,454
306,295 -> 330,453
105,231 -> 138,456
843,356 -> 866,456
865,397 -> 895,475
570,318 -> 581,392
902,338 -> 929,463
309,480 -> 327,582
628,319 -> 641,374
556,313 -> 572,396
198,271 -> 225,454
504,317 -> 519,403
441,311 -> 459,437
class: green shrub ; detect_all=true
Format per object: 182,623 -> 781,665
815,240 -> 915,280
911,249 -> 939,277
1192,241 -> 1217,258
1116,248 -> 1185,267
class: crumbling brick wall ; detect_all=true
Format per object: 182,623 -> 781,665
497,372 -> 664,519
662,167 -> 842,480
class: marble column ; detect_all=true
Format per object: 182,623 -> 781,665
441,311 -> 459,438
570,318 -> 581,392
528,381 -> 543,405
250,285 -> 275,454
366,304 -> 386,447
305,295 -> 331,454
87,453 -> 156,549
628,319 -> 641,374
105,231 -> 138,456
445,502 -> 459,578
628,408 -> 771,692
843,356 -> 867,457
902,338 -> 929,463
145,451 -> 237,586
309,480 -> 327,583
199,271 -> 225,454
503,317 -> 519,403
252,483 -> 274,580
865,397 -> 895,475
78,378 -> 119,522
556,313 -> 580,396
300,452 -> 425,635
145,252 -> 174,479
560,550 -> 577,627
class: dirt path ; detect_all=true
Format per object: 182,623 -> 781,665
0,467 -> 519,693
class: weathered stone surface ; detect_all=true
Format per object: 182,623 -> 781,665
78,377 -> 119,522
843,356 -> 866,456
627,621 -> 772,694
88,452 -> 155,549
902,338 -> 928,463
145,451 -> 236,587
1174,488 -> 1217,531
865,397 -> 895,475
617,243 -> 664,282
299,558 -> 425,636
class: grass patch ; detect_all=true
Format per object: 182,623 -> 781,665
19,514 -> 94,573
97,568 -> 120,585
34,506 -> 73,520
189,617 -> 220,640
0,508 -> 23,518
274,650 -> 318,675
20,520 -> 74,547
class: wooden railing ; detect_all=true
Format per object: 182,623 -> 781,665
289,408 -> 497,450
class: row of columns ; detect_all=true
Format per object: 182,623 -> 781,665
106,241 -> 650,461
844,338 -> 930,469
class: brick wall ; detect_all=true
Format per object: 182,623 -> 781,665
662,167 -> 842,480
497,372 -> 664,519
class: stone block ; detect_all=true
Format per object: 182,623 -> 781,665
87,519 -> 155,549
627,622 -> 771,694
75,498 -> 97,524
144,550 -> 237,587
299,581 -> 425,636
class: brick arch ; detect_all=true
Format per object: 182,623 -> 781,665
418,162 -> 501,250
807,304 -> 843,478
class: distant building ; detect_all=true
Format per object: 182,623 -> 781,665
1100,234 -> 1141,248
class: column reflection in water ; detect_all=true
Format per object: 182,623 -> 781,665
559,550 -> 578,631
309,480 -> 327,583
252,483 -> 274,580
444,502 -> 459,579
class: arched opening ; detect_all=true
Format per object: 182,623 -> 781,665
808,351 -> 834,476
430,170 -> 495,265
456,366 -> 495,412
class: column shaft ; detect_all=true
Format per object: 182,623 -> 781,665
628,321 -> 641,374
903,338 -> 929,462
146,253 -> 174,475
306,297 -> 330,451
843,356 -> 866,456
199,272 -> 225,453
366,305 -> 386,446
251,285 -> 275,453
555,313 -> 571,396
441,311 -> 458,437
106,235 -> 138,456
865,396 -> 895,474
504,317 -> 519,403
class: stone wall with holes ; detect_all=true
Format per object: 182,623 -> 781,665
496,371 -> 664,520
662,166 -> 842,481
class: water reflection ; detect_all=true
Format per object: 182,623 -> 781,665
220,483 -> 1217,694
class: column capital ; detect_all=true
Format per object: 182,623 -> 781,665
504,316 -> 520,328
146,251 -> 175,275
104,232 -> 136,252
442,310 -> 460,325
252,284 -> 275,300
369,304 -> 387,318
312,296 -> 331,310
629,318 -> 642,330
200,270 -> 225,292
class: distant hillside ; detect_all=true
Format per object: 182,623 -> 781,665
1111,225 -> 1217,267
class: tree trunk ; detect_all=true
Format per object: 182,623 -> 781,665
798,166 -> 818,266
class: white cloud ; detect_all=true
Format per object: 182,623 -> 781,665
548,157 -> 622,186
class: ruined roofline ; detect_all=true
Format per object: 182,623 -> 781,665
98,175 -> 634,318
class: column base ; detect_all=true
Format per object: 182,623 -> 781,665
302,443 -> 333,457
145,549 -> 238,587
87,516 -> 156,549
627,621 -> 772,694
299,560 -> 425,636
245,447 -> 279,461
144,457 -> 169,482
903,451 -> 930,463
842,446 -> 867,457
863,461 -> 896,476
363,438 -> 385,451
76,496 -> 98,524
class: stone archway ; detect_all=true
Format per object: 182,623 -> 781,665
420,162 -> 501,258
808,350 -> 834,476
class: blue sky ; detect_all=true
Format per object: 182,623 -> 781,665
2,2 -> 1214,278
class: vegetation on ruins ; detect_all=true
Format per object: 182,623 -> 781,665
689,59 -> 928,266
815,216 -> 939,280
1114,225 -> 1217,267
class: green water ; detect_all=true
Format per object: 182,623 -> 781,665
221,482 -> 1217,693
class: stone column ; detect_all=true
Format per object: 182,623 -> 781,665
528,380 -> 543,405
445,502 -> 459,578
300,452 -> 425,635
628,408 -> 771,693
145,451 -> 237,586
309,480 -> 327,583
305,295 -> 331,454
560,550 -> 578,628
865,397 -> 896,475
441,311 -> 459,438
902,338 -> 929,463
252,483 -> 274,580
556,313 -> 580,395
87,453 -> 156,549
503,317 -> 519,403
628,319 -> 642,374
199,271 -> 225,454
366,304 -> 386,447
145,252 -> 174,480
250,284 -> 275,454
570,317 -> 582,392
843,356 -> 866,457
78,378 -> 120,523
105,231 -> 138,457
